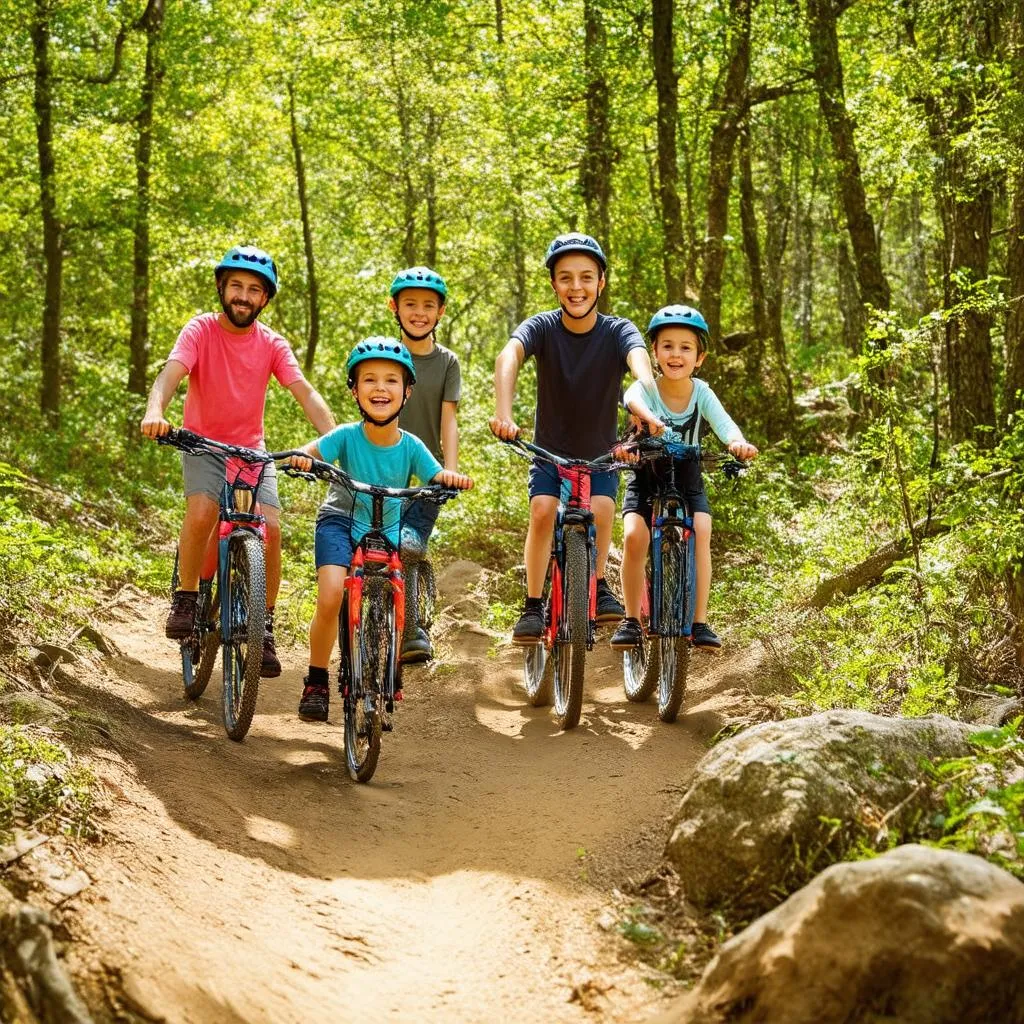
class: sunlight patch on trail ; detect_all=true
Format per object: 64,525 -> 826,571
245,814 -> 297,849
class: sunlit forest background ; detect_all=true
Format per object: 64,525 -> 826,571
1,0 -> 1023,723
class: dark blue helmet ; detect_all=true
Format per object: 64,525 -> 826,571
543,233 -> 607,273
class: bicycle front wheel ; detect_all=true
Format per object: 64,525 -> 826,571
552,529 -> 588,731
656,536 -> 691,724
523,568 -> 553,707
173,550 -> 218,700
221,531 -> 266,741
345,577 -> 390,783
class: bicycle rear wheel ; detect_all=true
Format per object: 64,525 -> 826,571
552,529 -> 588,731
345,577 -> 389,783
523,569 -> 553,707
623,566 -> 658,703
657,535 -> 691,724
221,531 -> 266,741
172,550 -> 218,700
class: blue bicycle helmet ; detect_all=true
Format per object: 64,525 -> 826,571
215,245 -> 279,298
346,337 -> 417,387
647,305 -> 710,351
543,233 -> 607,273
389,266 -> 448,301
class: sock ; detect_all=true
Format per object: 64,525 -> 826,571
525,596 -> 544,611
307,665 -> 329,687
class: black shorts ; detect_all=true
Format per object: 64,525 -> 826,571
621,464 -> 710,526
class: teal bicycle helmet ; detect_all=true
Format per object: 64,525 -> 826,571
346,337 -> 417,387
544,233 -> 607,273
648,305 -> 710,351
389,266 -> 448,301
215,245 -> 279,298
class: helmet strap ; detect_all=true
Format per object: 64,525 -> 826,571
354,388 -> 409,428
560,294 -> 601,321
393,310 -> 434,343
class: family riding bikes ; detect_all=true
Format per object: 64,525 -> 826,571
141,235 -> 754,753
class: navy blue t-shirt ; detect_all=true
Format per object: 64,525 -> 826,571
512,310 -> 644,460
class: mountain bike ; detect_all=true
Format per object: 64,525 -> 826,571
501,438 -> 627,731
619,435 -> 745,722
157,428 -> 287,741
293,458 -> 458,783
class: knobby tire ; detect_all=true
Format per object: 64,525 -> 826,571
345,577 -> 389,783
553,529 -> 588,731
623,565 -> 658,703
221,531 -> 266,741
523,567 -> 553,707
657,534 -> 690,723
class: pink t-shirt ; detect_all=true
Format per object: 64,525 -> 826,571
167,313 -> 304,447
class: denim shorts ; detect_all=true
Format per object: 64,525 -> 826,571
182,451 -> 280,509
528,459 -> 619,501
622,473 -> 710,525
403,497 -> 441,546
314,513 -> 355,569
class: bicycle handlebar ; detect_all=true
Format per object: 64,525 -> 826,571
283,456 -> 460,505
500,437 -> 632,474
156,427 -> 298,465
617,433 -> 749,478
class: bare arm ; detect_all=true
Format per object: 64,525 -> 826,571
489,338 -> 525,439
288,440 -> 322,472
288,378 -> 336,435
440,400 -> 459,471
626,346 -> 656,388
140,359 -> 189,437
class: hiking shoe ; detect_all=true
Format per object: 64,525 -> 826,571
595,580 -> 625,623
401,627 -> 432,664
610,617 -> 643,650
512,604 -> 545,645
165,590 -> 199,639
298,679 -> 329,722
261,615 -> 281,678
691,622 -> 722,650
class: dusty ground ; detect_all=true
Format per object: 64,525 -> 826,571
40,564 -> 749,1024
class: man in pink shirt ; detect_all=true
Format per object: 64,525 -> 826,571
140,245 -> 335,675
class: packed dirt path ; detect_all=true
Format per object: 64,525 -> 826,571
60,564 -> 742,1023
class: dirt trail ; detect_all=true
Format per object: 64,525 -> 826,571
60,565 -> 745,1023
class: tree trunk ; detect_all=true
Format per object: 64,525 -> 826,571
805,0 -> 891,315
288,82 -> 320,375
651,0 -> 686,302
738,125 -> 767,356
424,107 -> 439,269
581,0 -> 613,311
128,0 -> 165,397
837,236 -> 865,354
1007,165 -> 1024,424
32,0 -> 62,426
700,0 -> 752,342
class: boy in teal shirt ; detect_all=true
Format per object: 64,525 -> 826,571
289,338 -> 472,722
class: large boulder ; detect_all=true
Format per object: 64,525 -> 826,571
666,710 -> 975,911
652,844 -> 1024,1024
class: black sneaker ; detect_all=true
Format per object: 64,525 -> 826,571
298,679 -> 329,721
401,627 -> 432,664
165,590 -> 198,639
610,617 -> 643,650
691,622 -> 722,650
595,580 -> 625,623
261,614 -> 281,678
512,604 -> 545,645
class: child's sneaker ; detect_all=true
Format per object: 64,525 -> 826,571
261,613 -> 281,678
298,678 -> 329,721
165,590 -> 198,639
512,602 -> 545,645
610,617 -> 643,650
401,627 -> 433,664
691,622 -> 722,650
595,579 -> 625,622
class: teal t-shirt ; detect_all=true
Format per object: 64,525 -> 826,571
317,423 -> 442,544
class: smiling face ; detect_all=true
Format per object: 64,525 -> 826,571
218,270 -> 269,328
351,358 -> 411,422
390,287 -> 445,341
550,253 -> 604,322
653,326 -> 707,380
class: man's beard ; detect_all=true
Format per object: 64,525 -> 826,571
219,293 -> 261,328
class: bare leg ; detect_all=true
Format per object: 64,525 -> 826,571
176,494 -> 219,590
525,496 -> 558,597
592,495 -> 616,578
693,512 -> 712,622
309,565 -> 347,669
621,513 -> 651,619
263,505 -> 281,609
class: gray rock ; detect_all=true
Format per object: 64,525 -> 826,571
653,844 -> 1024,1024
0,692 -> 67,726
665,709 -> 975,911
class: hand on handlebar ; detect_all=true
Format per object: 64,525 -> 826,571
140,413 -> 172,439
628,410 -> 666,438
288,452 -> 314,472
728,440 -> 759,462
436,469 -> 474,490
489,416 -> 521,441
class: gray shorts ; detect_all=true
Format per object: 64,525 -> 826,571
181,451 -> 281,509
